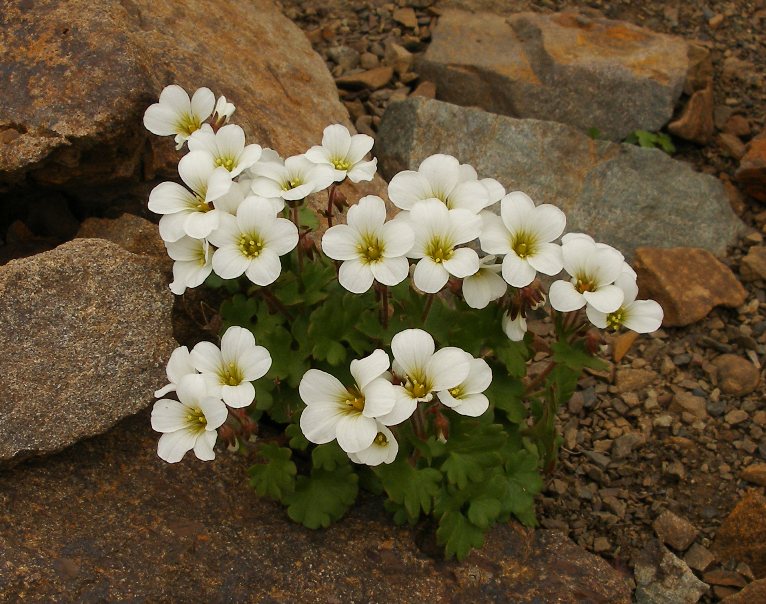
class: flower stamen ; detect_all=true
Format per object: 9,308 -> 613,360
238,235 -> 265,259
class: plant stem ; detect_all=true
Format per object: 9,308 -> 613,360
379,284 -> 389,329
524,360 -> 556,395
259,287 -> 293,321
326,183 -> 337,227
421,293 -> 435,323
291,204 -> 305,289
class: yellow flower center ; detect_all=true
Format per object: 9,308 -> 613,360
332,158 -> 351,171
511,231 -> 537,259
357,233 -> 385,264
194,195 -> 212,213
575,274 -> 597,293
373,432 -> 388,446
344,386 -> 365,413
219,362 -> 244,387
283,178 -> 303,191
606,308 -> 626,331
405,375 -> 431,400
449,386 -> 464,398
177,113 -> 202,137
215,156 -> 237,171
186,407 -> 207,432
425,236 -> 454,264
238,234 -> 265,259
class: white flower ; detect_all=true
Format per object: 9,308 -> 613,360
502,311 -> 528,342
149,150 -> 233,242
143,85 -> 215,149
250,154 -> 335,201
208,197 -> 299,286
151,374 -> 228,463
480,192 -> 565,288
166,236 -> 214,295
406,199 -> 482,293
305,124 -> 377,183
549,235 -> 625,314
190,326 -> 272,408
388,154 -> 492,214
437,357 -> 492,417
299,350 -> 398,453
154,346 -> 198,398
213,95 -> 236,123
388,329 -> 472,423
347,423 -> 398,465
462,255 -> 508,309
457,162 -> 505,208
321,195 -> 414,293
586,273 -> 664,333
188,124 -> 262,178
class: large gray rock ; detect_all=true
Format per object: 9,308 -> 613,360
375,98 -> 745,257
634,540 -> 709,603
0,239 -> 175,466
417,10 -> 693,140
0,412 -> 632,602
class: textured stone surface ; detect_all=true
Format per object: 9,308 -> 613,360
736,130 -> 766,202
740,246 -> 766,280
76,214 -> 169,263
0,0 -> 383,204
711,354 -> 761,396
653,510 -> 699,551
416,10 -> 690,140
633,247 -> 747,327
0,239 -> 175,466
668,85 -> 715,144
634,540 -> 709,603
0,413 -> 632,603
713,491 -> 766,579
376,98 -> 744,257
721,578 -> 766,603
741,463 -> 766,487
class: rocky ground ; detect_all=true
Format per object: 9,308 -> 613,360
2,0 -> 766,601
277,0 -> 766,601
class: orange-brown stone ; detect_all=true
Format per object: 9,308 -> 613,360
712,490 -> 766,579
736,130 -> 766,202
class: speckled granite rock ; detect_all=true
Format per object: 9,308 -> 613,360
375,98 -> 745,257
634,540 -> 709,603
416,10 -> 693,140
76,213 -> 169,264
0,412 -> 631,602
0,239 -> 175,466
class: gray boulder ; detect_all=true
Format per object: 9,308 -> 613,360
375,98 -> 745,257
0,239 -> 176,466
417,10 -> 695,140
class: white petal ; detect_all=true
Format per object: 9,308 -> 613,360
212,246 -> 250,279
502,252 -> 536,288
322,225 -> 359,261
346,159 -> 377,183
351,349 -> 390,390
176,374 -> 212,406
615,272 -> 639,305
215,124 -> 245,159
184,209 -> 220,239
360,378 -> 397,418
221,325 -> 255,364
205,167 -> 234,202
391,329 -> 434,378
322,124 -> 352,158
351,424 -> 398,466
479,213 -> 512,255
335,414 -> 378,453
158,213 -> 189,243
370,256 -> 410,286
527,242 -> 563,276
376,388 -> 417,425
193,430 -> 217,461
388,171 -> 433,210
427,347 -> 472,392
166,346 -> 196,383
583,285 -> 624,314
418,154 -> 460,201
299,369 -> 348,406
462,269 -> 507,309
347,195 -> 386,233
178,150 -> 216,195
206,213 -> 239,247
462,358 -> 493,394
549,280 -> 586,312
529,203 -> 566,243
190,341 -> 223,375
500,191 -> 535,232
442,247 -> 479,278
144,104 -> 182,136
441,392 -> 489,417
244,250 -> 282,286
380,220 -> 415,257
346,132 -> 375,164
148,181 -> 196,215
413,257 -> 449,293
199,396 -> 228,429
338,259 -> 375,293
446,180 -> 489,213
502,313 -> 527,341
592,246 -> 626,285
190,87 -> 215,122
586,305 -> 608,329
157,430 -> 196,463
480,178 -> 505,204
263,218 -> 299,256
623,300 -> 664,333
447,209 -> 483,245
299,402 -> 342,444
151,399 -> 190,433
222,382 -> 256,408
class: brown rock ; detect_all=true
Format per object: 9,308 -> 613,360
684,43 -> 714,94
719,133 -> 747,160
411,81 -> 437,99
0,413 -> 633,602
616,368 -> 657,393
0,0 -> 359,201
725,409 -> 749,425
724,115 -> 751,138
385,41 -> 414,76
721,578 -> 766,603
653,510 -> 699,551
612,331 -> 639,363
669,85 -> 714,144
336,66 -> 394,90
741,246 -> 766,281
0,239 -> 176,466
736,130 -> 766,202
76,214 -> 169,263
684,543 -> 716,573
713,491 -> 766,578
704,569 -> 748,588
634,247 -> 747,327
393,7 -> 418,29
712,354 -> 761,396
359,52 -> 380,70
670,392 -> 709,419
416,10 -> 691,140
741,463 -> 766,487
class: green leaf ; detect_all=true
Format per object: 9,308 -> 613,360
284,466 -> 358,529
311,441 -> 349,471
376,459 -> 443,521
436,511 -> 485,561
298,205 -> 319,231
285,423 -> 309,451
550,340 -> 606,372
440,420 -> 507,488
495,339 -> 530,378
467,496 -> 503,530
486,370 -> 526,423
504,449 -> 543,526
586,127 -> 602,140
248,444 -> 297,501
